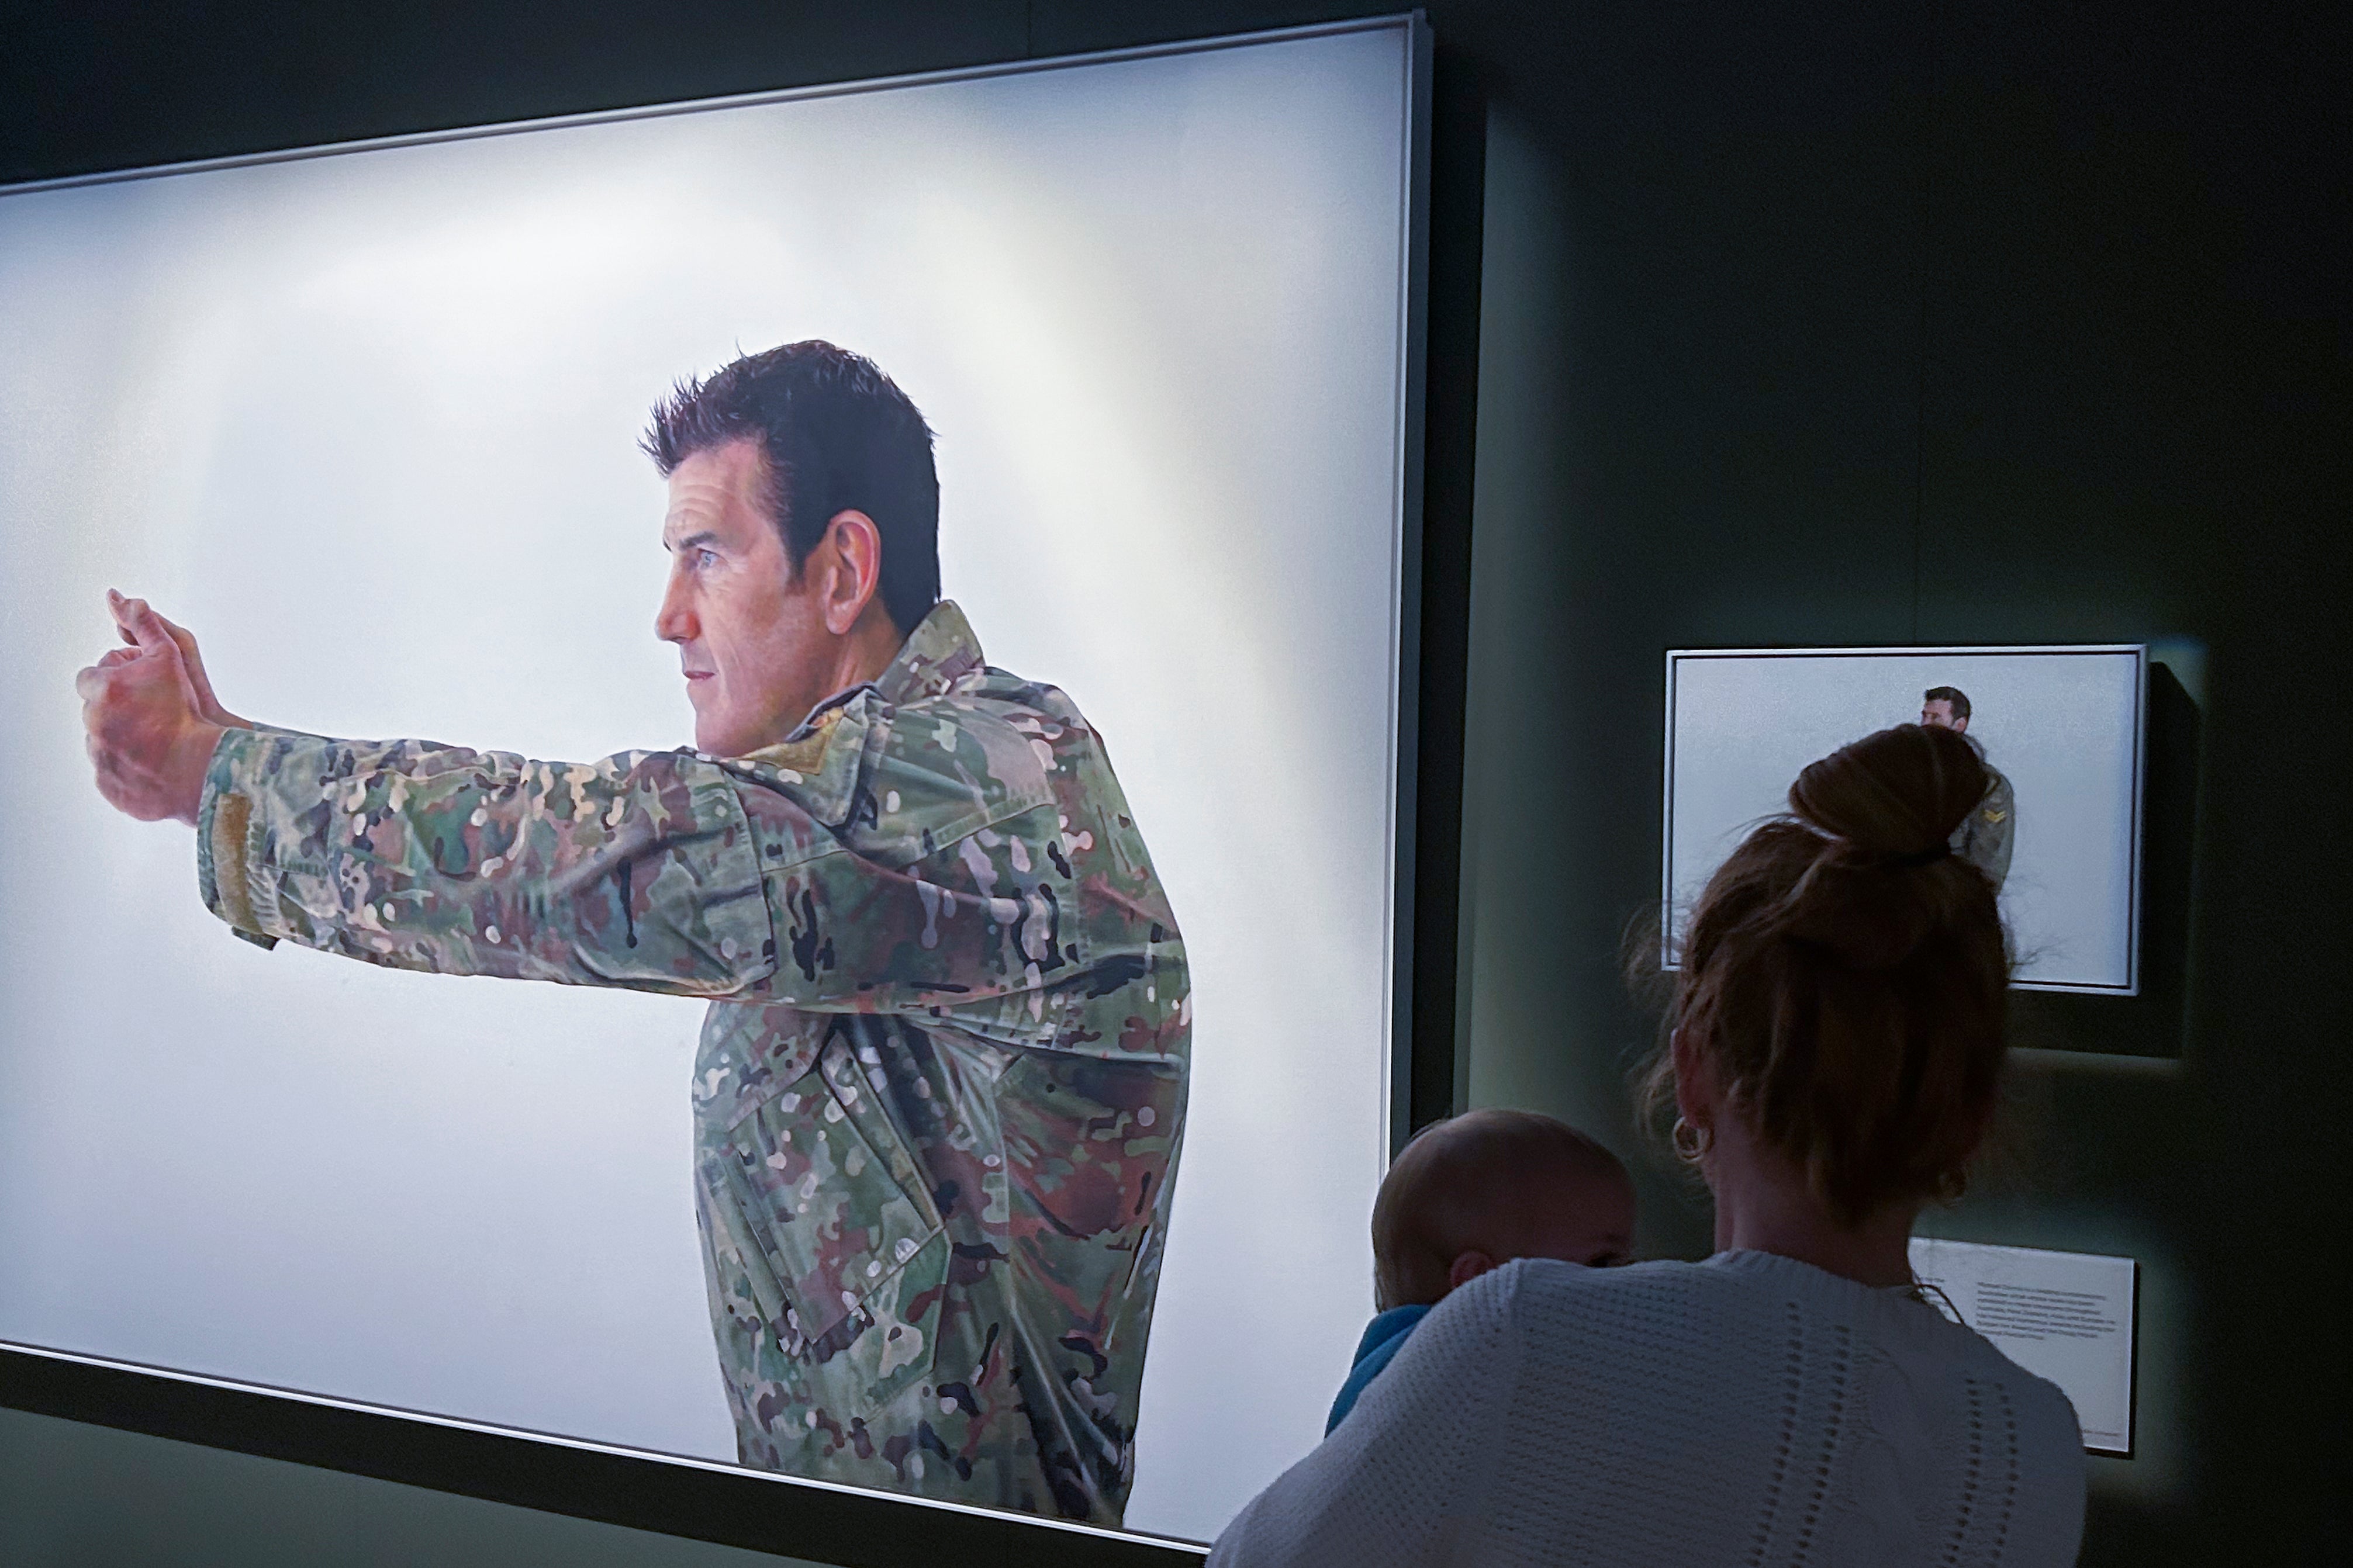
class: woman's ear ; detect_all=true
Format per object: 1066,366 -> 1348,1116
1671,1024 -> 1712,1126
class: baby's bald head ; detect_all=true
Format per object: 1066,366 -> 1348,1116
1372,1109 -> 1636,1310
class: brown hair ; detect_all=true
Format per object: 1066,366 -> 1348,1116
1643,723 -> 2010,1227
1371,1109 -> 1630,1310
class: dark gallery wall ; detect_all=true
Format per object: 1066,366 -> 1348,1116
1452,9 -> 2347,1568
3,2 -> 2344,1564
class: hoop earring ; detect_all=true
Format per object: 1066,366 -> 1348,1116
1671,1116 -> 1712,1162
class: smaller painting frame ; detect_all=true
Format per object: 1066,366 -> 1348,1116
1662,644 -> 2150,997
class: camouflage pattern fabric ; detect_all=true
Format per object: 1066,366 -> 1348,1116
1951,763 -> 2015,892
197,601 -> 1189,1525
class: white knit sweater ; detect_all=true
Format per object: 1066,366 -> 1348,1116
1210,1251 -> 2085,1567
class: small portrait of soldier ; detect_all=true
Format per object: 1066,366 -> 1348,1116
1920,684 -> 2015,891
75,340 -> 1190,1527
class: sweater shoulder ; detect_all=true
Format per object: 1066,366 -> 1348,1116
1482,1253 -> 1763,1322
1482,1251 -> 2056,1387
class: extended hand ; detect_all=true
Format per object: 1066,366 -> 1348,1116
77,592 -> 232,825
110,589 -> 249,729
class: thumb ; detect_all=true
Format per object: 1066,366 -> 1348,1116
120,597 -> 204,714
117,595 -> 184,663
111,592 -> 241,727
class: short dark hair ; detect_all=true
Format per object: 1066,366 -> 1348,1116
1923,685 -> 1972,722
642,341 -> 940,635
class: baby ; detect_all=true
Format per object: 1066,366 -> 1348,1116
1326,1108 -> 1636,1434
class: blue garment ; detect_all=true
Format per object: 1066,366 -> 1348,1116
1325,1304 -> 1433,1435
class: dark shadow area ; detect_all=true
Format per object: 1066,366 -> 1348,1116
0,1348 -> 1194,1566
1405,41 -> 1487,1142
0,2 -> 1034,186
0,1403 -> 801,1568
2010,660 -> 2202,1058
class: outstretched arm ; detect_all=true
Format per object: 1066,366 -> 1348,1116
82,594 -> 1159,1016
197,720 -> 1138,1014
199,728 -> 776,996
78,590 -> 772,996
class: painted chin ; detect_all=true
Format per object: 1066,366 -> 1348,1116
683,675 -> 721,744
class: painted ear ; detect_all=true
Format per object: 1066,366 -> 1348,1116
823,508 -> 884,635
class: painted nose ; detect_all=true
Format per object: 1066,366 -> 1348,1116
655,572 -> 697,644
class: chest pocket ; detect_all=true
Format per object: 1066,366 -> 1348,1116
700,1028 -> 949,1420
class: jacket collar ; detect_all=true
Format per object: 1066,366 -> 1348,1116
706,601 -> 982,825
876,600 -> 986,704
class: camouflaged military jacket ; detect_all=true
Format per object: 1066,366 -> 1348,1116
1952,763 -> 2016,892
196,602 -> 1189,1525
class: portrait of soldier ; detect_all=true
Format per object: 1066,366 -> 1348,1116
1921,684 -> 2015,890
75,340 -> 1190,1526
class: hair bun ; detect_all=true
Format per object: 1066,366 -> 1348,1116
1773,726 -> 1993,968
1788,724 -> 1988,859
1779,854 -> 1934,969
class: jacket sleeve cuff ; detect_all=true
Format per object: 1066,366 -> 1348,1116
196,726 -> 279,950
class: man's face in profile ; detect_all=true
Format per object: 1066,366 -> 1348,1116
1921,698 -> 1968,733
655,438 -> 837,757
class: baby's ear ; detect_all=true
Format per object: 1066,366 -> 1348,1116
1446,1249 -> 1499,1293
